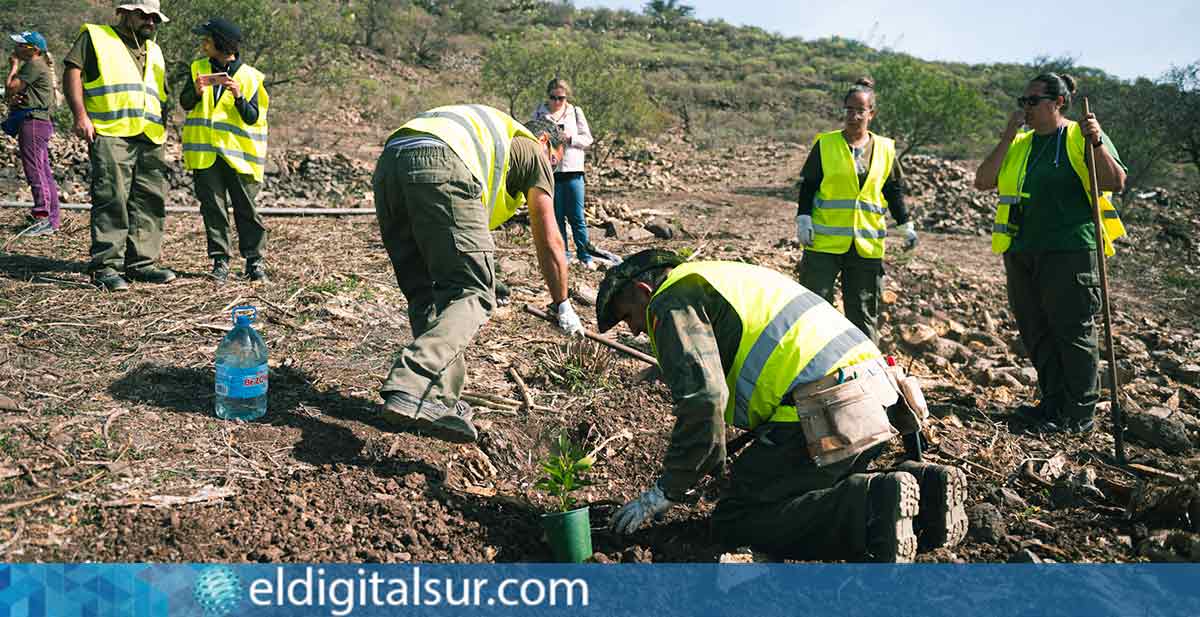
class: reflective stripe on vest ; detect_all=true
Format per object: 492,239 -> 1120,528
393,105 -> 536,230
647,262 -> 882,430
182,58 -> 270,181
809,130 -> 895,259
80,25 -> 166,144
992,121 -> 1127,256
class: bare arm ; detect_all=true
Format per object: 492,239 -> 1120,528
974,111 -> 1024,190
527,186 -> 569,304
63,66 -> 95,143
5,55 -> 24,96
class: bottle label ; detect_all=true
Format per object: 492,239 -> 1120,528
216,364 -> 269,398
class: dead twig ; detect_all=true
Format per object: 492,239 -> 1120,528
0,518 -> 26,553
508,366 -> 534,412
937,451 -> 1006,479
0,469 -> 108,514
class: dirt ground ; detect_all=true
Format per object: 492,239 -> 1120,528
1,137 -> 1198,564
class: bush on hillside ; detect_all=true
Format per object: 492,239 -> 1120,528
868,55 -> 991,161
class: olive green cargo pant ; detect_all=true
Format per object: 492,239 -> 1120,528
87,135 -> 168,273
372,143 -> 496,408
798,248 -> 883,344
194,157 -> 267,262
1004,250 -> 1101,423
712,426 -> 881,560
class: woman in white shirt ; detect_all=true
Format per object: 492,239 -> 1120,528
531,78 -> 595,268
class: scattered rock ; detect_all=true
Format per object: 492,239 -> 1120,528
627,227 -> 656,242
967,503 -> 1006,544
986,486 -> 1029,511
1007,549 -> 1044,563
1137,530 -> 1200,562
1126,408 -> 1193,454
643,218 -> 675,239
1050,467 -> 1104,509
1169,364 -> 1200,386
900,323 -> 939,349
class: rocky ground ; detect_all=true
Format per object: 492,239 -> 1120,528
1,129 -> 1199,564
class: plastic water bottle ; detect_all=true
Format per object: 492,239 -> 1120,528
214,306 -> 268,420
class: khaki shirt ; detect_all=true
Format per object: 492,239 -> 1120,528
505,135 -> 555,199
13,57 -> 54,121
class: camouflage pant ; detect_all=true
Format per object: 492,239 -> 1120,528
712,426 -> 881,560
372,143 -> 496,408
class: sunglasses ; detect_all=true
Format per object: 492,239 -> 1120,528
1017,95 -> 1056,108
132,9 -> 161,23
548,95 -> 566,101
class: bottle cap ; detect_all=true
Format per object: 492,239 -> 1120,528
232,305 -> 257,326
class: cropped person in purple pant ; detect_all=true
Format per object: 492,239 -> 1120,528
5,31 -> 60,236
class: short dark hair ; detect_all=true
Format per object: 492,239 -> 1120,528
524,117 -> 564,149
1030,73 -> 1077,110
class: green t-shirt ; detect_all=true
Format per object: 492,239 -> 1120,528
504,136 -> 555,199
14,58 -> 55,121
1009,129 -> 1124,253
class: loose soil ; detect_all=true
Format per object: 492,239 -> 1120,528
1,135 -> 1198,564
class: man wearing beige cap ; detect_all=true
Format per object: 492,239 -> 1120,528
63,0 -> 174,292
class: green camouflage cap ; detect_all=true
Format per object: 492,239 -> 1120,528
595,248 -> 685,333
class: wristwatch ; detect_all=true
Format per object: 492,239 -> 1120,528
1091,135 -> 1104,149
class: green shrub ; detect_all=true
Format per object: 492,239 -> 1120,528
535,434 -> 594,512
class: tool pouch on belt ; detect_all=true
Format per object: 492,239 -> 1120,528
885,365 -> 929,435
793,369 -> 899,467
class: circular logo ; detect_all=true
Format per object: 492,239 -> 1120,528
193,566 -> 242,617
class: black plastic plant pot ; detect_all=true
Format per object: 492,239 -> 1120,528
541,506 -> 592,563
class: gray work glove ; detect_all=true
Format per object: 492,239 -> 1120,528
897,221 -> 918,250
796,214 -> 814,247
556,299 -> 584,337
610,484 -> 674,536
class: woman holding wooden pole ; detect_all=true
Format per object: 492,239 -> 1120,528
974,72 -> 1127,434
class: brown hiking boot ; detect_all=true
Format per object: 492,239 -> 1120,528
897,460 -> 969,551
380,391 -> 478,443
864,471 -> 920,563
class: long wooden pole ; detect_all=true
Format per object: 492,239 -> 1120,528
522,304 -> 659,367
1082,98 -> 1125,463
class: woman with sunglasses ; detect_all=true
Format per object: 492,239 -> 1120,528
5,31 -> 60,237
974,73 -> 1127,435
531,78 -> 596,269
795,77 -> 916,345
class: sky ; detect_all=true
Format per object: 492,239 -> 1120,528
573,0 -> 1198,80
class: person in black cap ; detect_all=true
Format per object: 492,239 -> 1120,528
595,249 -> 967,562
180,17 -> 271,283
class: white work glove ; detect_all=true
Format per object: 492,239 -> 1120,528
796,214 -> 814,247
898,221 -> 918,250
556,299 -> 584,336
610,484 -> 674,536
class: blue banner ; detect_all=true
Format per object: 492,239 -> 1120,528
1,563 -> 1198,617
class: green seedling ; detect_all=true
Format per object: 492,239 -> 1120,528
535,434 -> 595,513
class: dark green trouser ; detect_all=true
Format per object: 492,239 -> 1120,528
194,157 -> 267,262
87,135 -> 167,273
798,248 -> 883,344
372,143 -> 496,408
1004,250 -> 1101,422
712,427 -> 880,560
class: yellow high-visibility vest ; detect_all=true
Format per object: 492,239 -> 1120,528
391,105 -> 536,229
809,130 -> 895,258
80,24 -> 167,144
182,58 -> 270,181
647,261 -> 882,430
993,121 -> 1126,256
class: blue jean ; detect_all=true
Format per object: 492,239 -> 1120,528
553,172 -> 590,261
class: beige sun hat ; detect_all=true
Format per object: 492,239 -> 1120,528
115,0 -> 170,23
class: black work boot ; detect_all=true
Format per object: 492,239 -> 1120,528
210,258 -> 230,281
864,472 -> 920,563
126,265 -> 177,284
380,391 -> 478,443
92,268 -> 130,292
896,461 -> 968,551
245,259 -> 269,283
